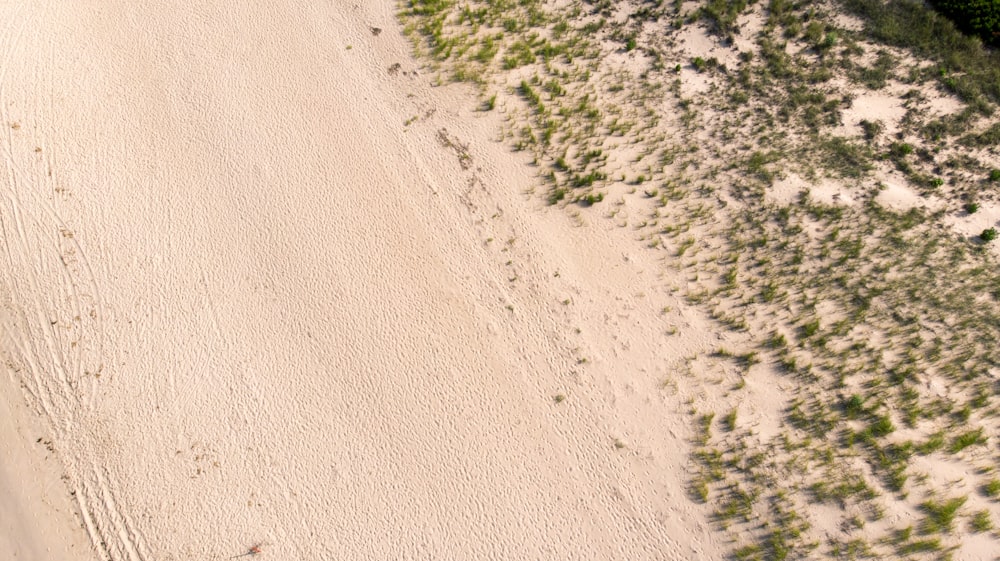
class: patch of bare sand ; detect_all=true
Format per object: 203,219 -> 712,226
945,202 -> 1000,239
769,172 -> 860,207
838,89 -> 908,137
874,171 -> 944,212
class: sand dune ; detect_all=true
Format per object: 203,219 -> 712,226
0,2 -> 723,559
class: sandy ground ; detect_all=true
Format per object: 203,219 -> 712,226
0,367 -> 94,561
0,2 -> 731,560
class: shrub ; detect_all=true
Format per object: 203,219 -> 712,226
981,228 -> 998,242
928,0 -> 1000,47
990,169 -> 1000,181
965,202 -> 980,214
844,0 -> 1000,106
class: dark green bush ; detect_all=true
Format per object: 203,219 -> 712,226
929,0 -> 1000,47
842,0 -> 1000,106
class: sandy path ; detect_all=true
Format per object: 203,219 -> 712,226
0,2 -> 726,559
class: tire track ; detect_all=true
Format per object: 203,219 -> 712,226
92,462 -> 152,561
0,5 -> 141,561
39,42 -> 106,411
23,2 -> 106,412
0,4 -> 65,422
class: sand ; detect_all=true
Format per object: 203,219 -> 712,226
0,2 -> 730,560
0,371 -> 94,561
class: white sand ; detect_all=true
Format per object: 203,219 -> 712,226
0,2 -> 725,560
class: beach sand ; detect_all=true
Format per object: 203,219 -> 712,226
0,371 -> 94,561
0,2 -> 727,559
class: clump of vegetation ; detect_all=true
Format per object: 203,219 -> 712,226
921,496 -> 966,534
970,510 -> 993,532
722,409 -> 738,432
860,119 -> 883,142
699,0 -> 750,42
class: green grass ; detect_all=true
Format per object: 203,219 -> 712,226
809,474 -> 877,507
699,0 -> 749,42
920,496 -> 966,533
722,409 -> 738,432
949,428 -> 985,453
897,538 -> 941,554
695,412 -> 715,446
982,478 -> 1000,498
970,510 -> 993,532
